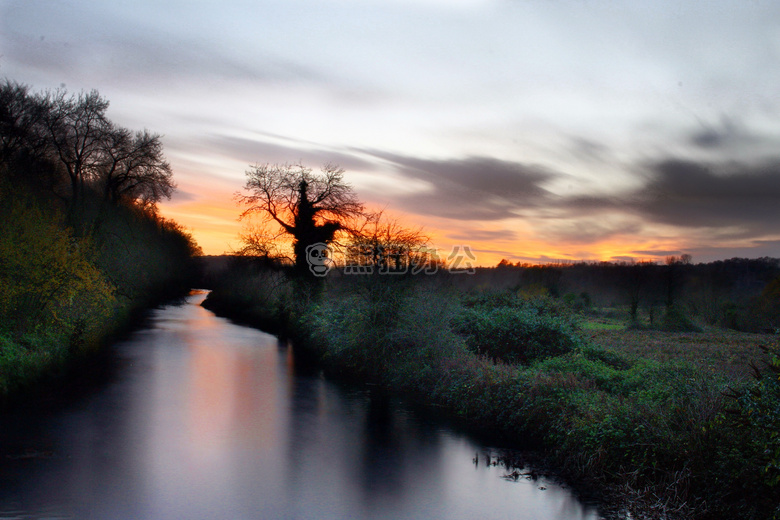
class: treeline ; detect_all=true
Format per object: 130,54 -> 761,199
478,256 -> 780,332
0,80 -> 201,398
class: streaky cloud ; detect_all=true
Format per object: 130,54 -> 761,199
446,229 -> 519,242
169,189 -> 199,203
632,250 -> 683,257
359,151 -> 560,221
202,134 -> 377,174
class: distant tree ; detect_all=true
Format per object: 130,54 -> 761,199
236,163 -> 364,276
234,222 -> 289,262
345,210 -> 431,274
664,254 -> 692,310
621,261 -> 657,324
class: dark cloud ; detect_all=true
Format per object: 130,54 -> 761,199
513,155 -> 780,250
633,158 -> 780,234
560,194 -> 626,213
752,239 -> 780,248
362,152 -> 559,221
689,117 -> 758,150
686,241 -> 780,263
547,158 -> 780,241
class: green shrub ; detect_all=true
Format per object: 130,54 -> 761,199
661,305 -> 703,332
452,304 -> 583,364
734,341 -> 780,486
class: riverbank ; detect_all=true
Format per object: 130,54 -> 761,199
0,192 -> 200,404
203,267 -> 780,520
0,286 -> 194,408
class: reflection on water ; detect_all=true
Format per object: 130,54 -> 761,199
0,290 -> 599,520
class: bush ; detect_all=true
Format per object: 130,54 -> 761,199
201,262 -> 294,335
734,340 -> 780,486
452,291 -> 583,364
0,177 -> 199,399
660,305 -> 703,332
0,183 -> 115,342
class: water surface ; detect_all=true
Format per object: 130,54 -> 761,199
0,290 -> 599,519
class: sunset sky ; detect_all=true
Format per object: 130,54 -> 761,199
2,0 -> 780,265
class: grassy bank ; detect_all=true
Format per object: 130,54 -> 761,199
204,265 -> 780,520
0,183 -> 200,402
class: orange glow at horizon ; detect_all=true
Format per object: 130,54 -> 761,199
159,185 -> 690,266
158,187 -> 243,255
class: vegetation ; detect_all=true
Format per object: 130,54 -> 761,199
488,256 -> 780,333
3,73 -> 772,517
452,293 -> 583,365
204,253 -> 780,519
198,157 -> 780,519
0,80 -> 200,400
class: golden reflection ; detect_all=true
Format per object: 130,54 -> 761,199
186,338 -> 278,461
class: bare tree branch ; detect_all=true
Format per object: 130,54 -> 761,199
235,162 -> 364,275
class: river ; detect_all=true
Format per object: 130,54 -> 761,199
0,290 -> 600,520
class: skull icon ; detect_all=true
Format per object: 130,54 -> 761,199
306,243 -> 332,277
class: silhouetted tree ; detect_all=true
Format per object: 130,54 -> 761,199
617,261 -> 658,324
0,81 -> 60,193
234,222 -> 289,262
664,254 -> 692,310
0,81 -> 45,166
0,83 -> 177,233
236,163 -> 363,276
345,210 -> 431,274
99,127 -> 174,208
40,89 -> 111,211
496,259 -> 514,269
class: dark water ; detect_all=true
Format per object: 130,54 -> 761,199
0,290 -> 599,520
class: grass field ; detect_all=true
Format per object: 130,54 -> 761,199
587,327 -> 772,382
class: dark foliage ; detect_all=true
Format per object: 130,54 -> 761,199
0,79 -> 200,399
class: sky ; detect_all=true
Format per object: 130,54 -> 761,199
2,0 -> 780,265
